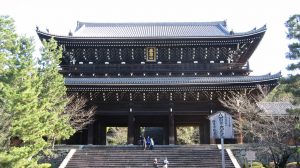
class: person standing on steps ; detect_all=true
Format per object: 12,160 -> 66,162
153,158 -> 158,168
150,137 -> 155,150
163,158 -> 169,168
143,137 -> 147,150
146,136 -> 151,149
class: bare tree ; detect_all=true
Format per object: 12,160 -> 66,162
218,86 -> 266,143
65,95 -> 96,131
218,85 -> 300,168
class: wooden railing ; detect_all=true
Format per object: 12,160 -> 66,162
59,63 -> 249,74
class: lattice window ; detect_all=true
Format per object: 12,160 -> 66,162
62,49 -> 71,65
86,48 -> 96,63
74,48 -> 82,63
159,92 -> 169,102
134,48 -> 144,62
173,48 -> 181,62
219,47 -> 228,62
145,92 -> 156,103
109,48 -> 119,63
133,92 -> 143,102
173,92 -> 183,102
96,48 -> 107,63
158,47 -> 168,62
183,47 -> 193,62
195,47 -> 206,63
122,48 -> 132,63
207,47 -> 216,61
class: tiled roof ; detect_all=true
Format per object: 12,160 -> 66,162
73,21 -> 228,38
70,21 -> 265,38
65,73 -> 280,86
257,102 -> 299,116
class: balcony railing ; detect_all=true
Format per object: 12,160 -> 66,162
59,63 -> 250,75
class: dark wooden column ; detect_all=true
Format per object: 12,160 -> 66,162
94,120 -> 106,145
87,123 -> 94,144
169,108 -> 175,145
200,119 -> 210,144
134,125 -> 140,145
93,120 -> 100,145
204,119 -> 210,144
99,124 -> 106,145
127,108 -> 134,145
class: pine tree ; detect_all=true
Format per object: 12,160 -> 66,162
0,33 -> 51,167
38,38 -> 75,148
0,16 -> 74,167
283,14 -> 300,112
0,15 -> 16,149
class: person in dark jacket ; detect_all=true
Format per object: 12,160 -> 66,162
146,136 -> 151,149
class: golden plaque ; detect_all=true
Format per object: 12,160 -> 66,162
146,47 -> 156,62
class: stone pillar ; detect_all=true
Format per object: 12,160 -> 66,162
127,108 -> 134,145
169,109 -> 175,145
87,123 -> 94,144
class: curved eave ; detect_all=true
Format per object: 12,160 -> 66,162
65,72 -> 280,86
36,26 -> 266,41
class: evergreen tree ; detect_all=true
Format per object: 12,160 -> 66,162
283,14 -> 300,112
0,15 -> 16,149
0,16 -> 74,167
0,32 -> 51,168
38,38 -> 75,148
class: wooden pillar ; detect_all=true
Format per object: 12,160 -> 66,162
174,125 -> 178,145
127,108 -> 134,145
93,120 -> 101,145
134,125 -> 140,145
169,109 -> 175,145
201,119 -> 210,144
87,123 -> 94,144
99,124 -> 106,145
200,124 -> 204,144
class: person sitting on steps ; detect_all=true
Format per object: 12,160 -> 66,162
153,158 -> 158,168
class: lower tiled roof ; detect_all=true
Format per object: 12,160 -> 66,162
65,73 -> 280,86
257,102 -> 299,116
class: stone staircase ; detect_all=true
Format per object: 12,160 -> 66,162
65,145 -> 237,168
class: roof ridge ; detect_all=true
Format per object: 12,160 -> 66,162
76,21 -> 227,27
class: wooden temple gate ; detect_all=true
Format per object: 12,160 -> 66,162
37,21 -> 280,145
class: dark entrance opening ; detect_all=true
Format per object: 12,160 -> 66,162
134,115 -> 169,145
141,127 -> 165,145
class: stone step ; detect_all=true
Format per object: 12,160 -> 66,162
65,146 -> 237,168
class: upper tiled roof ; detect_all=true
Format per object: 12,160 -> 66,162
65,73 -> 280,86
257,102 -> 299,116
70,21 -> 265,38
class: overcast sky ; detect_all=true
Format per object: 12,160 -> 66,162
1,0 -> 299,76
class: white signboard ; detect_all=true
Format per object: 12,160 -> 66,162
209,111 -> 234,139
